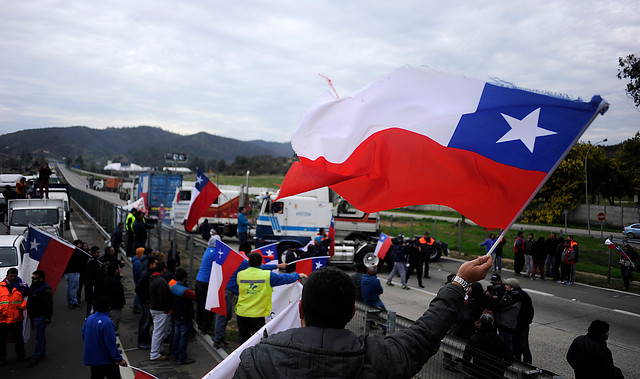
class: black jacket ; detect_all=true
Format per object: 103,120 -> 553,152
103,274 -> 126,310
463,329 -> 513,379
233,283 -> 466,378
27,282 -> 53,319
149,274 -> 172,312
567,334 -> 622,379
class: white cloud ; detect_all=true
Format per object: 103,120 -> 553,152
1,0 -> 639,144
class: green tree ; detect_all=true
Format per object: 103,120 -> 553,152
615,131 -> 640,192
618,54 -> 640,107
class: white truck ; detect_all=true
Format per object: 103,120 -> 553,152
7,198 -> 65,237
255,188 -> 381,268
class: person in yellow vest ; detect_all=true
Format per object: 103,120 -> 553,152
236,252 -> 307,343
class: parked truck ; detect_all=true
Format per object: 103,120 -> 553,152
104,177 -> 122,192
7,198 -> 65,237
138,172 -> 182,216
255,188 -> 383,268
172,183 -> 250,237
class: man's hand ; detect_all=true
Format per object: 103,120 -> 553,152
299,273 -> 308,279
276,263 -> 287,270
456,255 -> 492,284
118,359 -> 128,367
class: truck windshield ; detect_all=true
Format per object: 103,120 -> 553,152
11,209 -> 59,226
0,247 -> 18,267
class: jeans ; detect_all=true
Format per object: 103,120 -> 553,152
195,280 -> 214,332
524,255 -> 533,276
238,232 -> 248,244
31,316 -> 47,359
545,254 -> 554,277
214,289 -> 237,342
150,310 -> 171,359
493,254 -> 502,271
171,318 -> 191,362
138,303 -> 152,345
64,272 -> 80,306
387,262 -> 407,286
621,265 -> 633,289
109,309 -> 122,332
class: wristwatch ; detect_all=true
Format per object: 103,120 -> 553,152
452,275 -> 470,293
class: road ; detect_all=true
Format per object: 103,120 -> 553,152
377,258 -> 640,378
57,164 -> 127,206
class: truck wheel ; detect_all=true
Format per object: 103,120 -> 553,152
430,241 -> 444,262
355,244 -> 384,271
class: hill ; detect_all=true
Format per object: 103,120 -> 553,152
0,126 -> 294,169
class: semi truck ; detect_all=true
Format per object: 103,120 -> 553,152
7,198 -> 65,237
255,188 -> 382,268
138,172 -> 182,215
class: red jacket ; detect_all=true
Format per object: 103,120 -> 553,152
0,279 -> 27,323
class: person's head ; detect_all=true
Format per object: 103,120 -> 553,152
301,266 -> 356,329
208,236 -> 218,247
564,239 -> 571,247
239,206 -> 246,214
527,233 -> 534,240
424,232 -> 430,237
144,247 -> 153,256
505,278 -> 520,291
314,236 -> 322,245
73,239 -> 83,248
175,267 -> 188,283
366,265 -> 378,276
82,242 -> 89,250
167,258 -> 177,273
107,262 -> 120,276
248,252 -> 263,267
477,313 -> 495,332
470,282 -> 483,296
148,256 -> 158,271
587,320 -> 610,341
550,232 -> 556,239
155,261 -> 167,274
105,246 -> 115,256
136,247 -> 146,258
318,228 -> 325,235
118,222 -> 124,229
20,177 -> 25,182
4,185 -> 10,190
32,270 -> 45,286
90,246 -> 101,257
517,231 -> 523,237
489,233 -> 495,239
490,273 -> 502,284
202,219 -> 209,225
5,267 -> 19,283
94,296 -> 111,313
568,235 -> 574,241
354,262 -> 366,273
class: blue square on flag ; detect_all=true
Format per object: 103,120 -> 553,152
213,242 -> 232,265
27,227 -> 52,261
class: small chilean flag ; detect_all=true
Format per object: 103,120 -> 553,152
24,226 -> 76,293
293,256 -> 329,276
253,242 -> 279,264
184,168 -> 221,232
605,239 -> 635,263
205,240 -> 246,316
374,232 -> 392,260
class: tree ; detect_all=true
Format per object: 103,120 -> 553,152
618,54 -> 640,107
615,132 -> 640,192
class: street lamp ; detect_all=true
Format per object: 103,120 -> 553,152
585,138 -> 607,236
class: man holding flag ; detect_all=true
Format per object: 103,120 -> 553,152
235,252 -> 306,343
606,239 -> 639,291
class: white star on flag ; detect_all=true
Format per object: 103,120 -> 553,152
265,249 -> 274,255
195,175 -> 203,185
31,238 -> 40,251
314,261 -> 324,270
497,108 -> 557,153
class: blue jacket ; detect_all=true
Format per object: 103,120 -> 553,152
390,244 -> 406,263
361,274 -> 383,306
82,312 -> 123,366
238,213 -> 250,234
196,247 -> 217,282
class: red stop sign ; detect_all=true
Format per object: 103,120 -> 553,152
597,212 -> 606,221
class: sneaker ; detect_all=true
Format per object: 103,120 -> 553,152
151,355 -> 168,361
138,344 -> 150,350
566,281 -> 572,285
178,358 -> 195,365
556,280 -> 563,284
419,285 -> 425,288
402,285 -> 410,290
386,282 -> 394,287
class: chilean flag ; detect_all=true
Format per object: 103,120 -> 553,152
185,168 -> 221,232
605,239 -> 635,264
293,256 -> 329,276
374,232 -> 392,260
252,242 -> 278,264
277,67 -> 608,230
23,226 -> 76,293
205,240 -> 246,316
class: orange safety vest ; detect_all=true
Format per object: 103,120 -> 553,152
0,280 -> 27,323
419,237 -> 434,245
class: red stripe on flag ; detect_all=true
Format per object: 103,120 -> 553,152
38,238 -> 75,294
185,183 -> 221,231
295,259 -> 313,276
278,129 -> 545,230
210,251 -> 245,316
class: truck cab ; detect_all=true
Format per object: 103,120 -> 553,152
7,198 -> 65,237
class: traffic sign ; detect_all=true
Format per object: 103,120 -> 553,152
165,152 -> 188,162
597,212 -> 606,222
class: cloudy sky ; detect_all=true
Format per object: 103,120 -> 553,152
1,1 -> 638,145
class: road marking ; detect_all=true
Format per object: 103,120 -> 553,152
613,309 -> 640,318
69,220 -> 78,241
525,288 -> 555,297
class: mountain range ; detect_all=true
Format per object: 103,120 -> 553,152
0,126 -> 294,167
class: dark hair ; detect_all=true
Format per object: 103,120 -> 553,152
175,267 -> 188,281
156,261 -> 167,272
107,262 -> 119,276
587,320 -> 609,339
90,246 -> 100,254
517,231 -> 523,236
302,266 -> 355,328
144,247 -> 153,256
94,296 -> 111,313
239,206 -> 245,213
33,269 -> 45,279
167,258 -> 177,272
73,240 -> 83,246
239,242 -> 252,254
148,256 -> 158,268
248,252 -> 263,267
7,267 -> 18,275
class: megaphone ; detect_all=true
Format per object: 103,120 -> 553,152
363,252 -> 379,269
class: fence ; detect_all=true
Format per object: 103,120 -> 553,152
68,186 -> 560,378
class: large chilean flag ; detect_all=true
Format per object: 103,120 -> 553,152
278,67 -> 608,230
23,226 -> 77,293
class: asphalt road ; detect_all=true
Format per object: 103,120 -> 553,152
376,258 -> 640,378
57,164 -> 127,206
